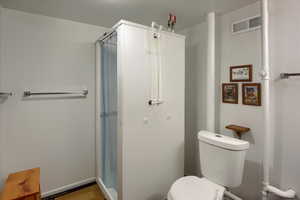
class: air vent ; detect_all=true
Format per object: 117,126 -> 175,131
232,15 -> 262,34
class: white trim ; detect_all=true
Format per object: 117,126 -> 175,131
264,185 -> 296,199
95,41 -> 102,179
117,26 -> 124,200
225,190 -> 242,200
41,177 -> 96,198
96,177 -> 114,200
116,20 -> 185,39
96,19 -> 185,42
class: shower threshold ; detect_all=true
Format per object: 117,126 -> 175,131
107,188 -> 118,200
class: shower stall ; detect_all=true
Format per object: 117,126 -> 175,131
95,20 -> 185,200
98,32 -> 118,199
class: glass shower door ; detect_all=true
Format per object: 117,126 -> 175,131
100,33 -> 118,200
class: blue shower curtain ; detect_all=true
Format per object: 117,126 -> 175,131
100,33 -> 117,194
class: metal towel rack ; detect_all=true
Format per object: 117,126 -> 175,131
23,90 -> 88,97
280,73 -> 300,79
0,92 -> 13,98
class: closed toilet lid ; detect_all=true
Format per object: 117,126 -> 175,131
168,176 -> 225,200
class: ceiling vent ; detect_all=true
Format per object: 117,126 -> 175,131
232,15 -> 262,34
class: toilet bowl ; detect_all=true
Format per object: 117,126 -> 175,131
168,176 -> 225,200
168,131 -> 249,200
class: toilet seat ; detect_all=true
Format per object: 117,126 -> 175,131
168,176 -> 225,200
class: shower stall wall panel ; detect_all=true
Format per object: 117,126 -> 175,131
118,22 -> 185,200
97,20 -> 185,200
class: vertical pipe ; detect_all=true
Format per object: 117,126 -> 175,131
261,2 -> 296,197
206,12 -> 216,132
262,0 -> 270,185
262,0 -> 270,199
0,5 -> 4,189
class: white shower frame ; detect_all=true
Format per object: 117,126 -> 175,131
95,25 -> 121,200
95,21 -> 151,200
95,20 -> 185,200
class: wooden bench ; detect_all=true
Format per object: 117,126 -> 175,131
2,168 -> 41,200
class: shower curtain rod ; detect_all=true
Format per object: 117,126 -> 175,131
97,30 -> 116,42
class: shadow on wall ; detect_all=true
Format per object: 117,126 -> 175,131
232,160 -> 263,200
243,130 -> 255,145
0,175 -> 4,189
0,96 -> 9,104
269,193 -> 299,200
146,194 -> 165,200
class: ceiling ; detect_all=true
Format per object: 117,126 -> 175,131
0,0 -> 258,29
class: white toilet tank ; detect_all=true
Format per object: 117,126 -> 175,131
198,131 -> 249,188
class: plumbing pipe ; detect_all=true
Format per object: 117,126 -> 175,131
224,190 -> 243,200
261,0 -> 271,193
157,28 -> 163,103
261,0 -> 296,199
206,12 -> 216,132
264,185 -> 296,199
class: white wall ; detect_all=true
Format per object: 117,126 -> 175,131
269,0 -> 300,199
0,9 -> 107,193
218,2 -> 263,199
183,2 -> 263,199
180,22 -> 208,176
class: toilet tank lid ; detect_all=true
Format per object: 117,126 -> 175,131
198,130 -> 250,151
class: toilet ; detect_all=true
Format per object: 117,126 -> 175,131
168,130 -> 250,200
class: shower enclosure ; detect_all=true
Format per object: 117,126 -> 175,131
99,33 -> 118,199
95,20 -> 185,200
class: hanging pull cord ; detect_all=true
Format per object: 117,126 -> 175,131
147,26 -> 163,106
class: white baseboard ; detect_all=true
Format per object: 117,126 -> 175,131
96,177 -> 114,200
41,177 -> 96,198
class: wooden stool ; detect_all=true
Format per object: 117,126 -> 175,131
2,168 -> 41,200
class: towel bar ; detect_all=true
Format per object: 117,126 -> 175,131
23,90 -> 88,97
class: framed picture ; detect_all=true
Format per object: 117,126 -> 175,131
230,65 -> 253,82
222,83 -> 238,104
242,83 -> 261,106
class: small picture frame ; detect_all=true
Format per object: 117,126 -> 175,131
230,65 -> 253,82
222,83 -> 238,104
242,83 -> 261,106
